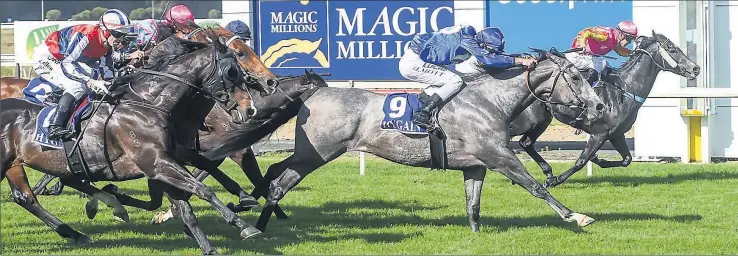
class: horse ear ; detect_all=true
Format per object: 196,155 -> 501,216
304,69 -> 309,76
651,29 -> 656,37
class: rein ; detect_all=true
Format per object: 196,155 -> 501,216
525,61 -> 585,109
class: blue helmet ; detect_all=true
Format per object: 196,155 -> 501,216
475,27 -> 506,53
226,20 -> 251,40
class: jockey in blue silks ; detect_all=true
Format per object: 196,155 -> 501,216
399,25 -> 536,129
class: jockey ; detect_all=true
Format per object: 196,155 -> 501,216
129,4 -> 195,51
30,9 -> 133,140
565,20 -> 639,86
225,20 -> 252,43
399,25 -> 536,129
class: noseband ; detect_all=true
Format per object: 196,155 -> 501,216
525,60 -> 587,109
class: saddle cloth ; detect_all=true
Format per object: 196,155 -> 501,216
22,76 -> 61,106
380,93 -> 428,135
33,93 -> 94,149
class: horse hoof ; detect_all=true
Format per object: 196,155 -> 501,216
240,226 -> 262,240
544,177 -> 559,188
113,210 -> 130,223
566,213 -> 595,227
150,209 -> 174,225
203,249 -> 219,255
85,199 -> 99,219
239,195 -> 260,208
102,184 -> 119,194
72,234 -> 93,245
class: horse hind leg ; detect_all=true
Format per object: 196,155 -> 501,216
6,164 -> 92,244
462,167 -> 486,232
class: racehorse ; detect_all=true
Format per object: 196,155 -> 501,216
8,23 -> 275,211
0,32 -> 263,254
202,48 -> 608,233
508,31 -> 700,187
27,25 -> 327,225
93,70 -> 330,225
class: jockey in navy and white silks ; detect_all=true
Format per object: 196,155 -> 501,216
398,25 -> 536,129
30,9 -> 133,140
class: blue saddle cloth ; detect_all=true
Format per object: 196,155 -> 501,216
22,77 -> 61,106
380,93 -> 428,135
33,93 -> 94,149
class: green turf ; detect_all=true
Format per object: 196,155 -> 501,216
2,152 -> 738,254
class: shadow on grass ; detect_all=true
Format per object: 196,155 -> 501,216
7,198 -> 703,255
563,171 -> 738,187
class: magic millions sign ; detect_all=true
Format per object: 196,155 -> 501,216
256,0 -> 455,80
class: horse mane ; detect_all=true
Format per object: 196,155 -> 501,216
617,35 -> 658,71
112,28 -> 229,95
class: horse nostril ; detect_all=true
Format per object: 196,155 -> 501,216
596,103 -> 605,111
693,66 -> 701,75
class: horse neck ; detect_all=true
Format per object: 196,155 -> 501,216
126,51 -> 213,113
618,45 -> 664,99
467,65 -> 555,123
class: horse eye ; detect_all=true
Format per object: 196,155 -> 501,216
236,51 -> 246,57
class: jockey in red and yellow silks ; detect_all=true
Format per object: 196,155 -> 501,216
565,20 -> 639,86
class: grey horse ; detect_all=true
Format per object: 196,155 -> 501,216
508,31 -> 701,187
204,48 -> 608,233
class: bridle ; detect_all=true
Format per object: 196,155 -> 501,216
524,53 -> 588,110
120,42 -> 244,117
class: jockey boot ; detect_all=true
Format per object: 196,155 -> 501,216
47,93 -> 76,141
412,92 -> 444,129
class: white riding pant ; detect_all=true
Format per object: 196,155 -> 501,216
398,45 -> 463,101
31,44 -> 92,100
564,52 -> 610,73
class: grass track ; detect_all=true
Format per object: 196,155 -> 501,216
2,153 -> 738,254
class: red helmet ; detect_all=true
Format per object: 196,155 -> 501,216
164,4 -> 195,25
617,20 -> 638,38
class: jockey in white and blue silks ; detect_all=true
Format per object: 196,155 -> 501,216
399,25 -> 536,129
31,9 -> 137,140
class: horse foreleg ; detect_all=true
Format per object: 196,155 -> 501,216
518,121 -> 553,178
462,167 -> 486,232
480,148 -> 595,227
233,148 -> 289,219
545,133 -> 609,188
204,165 -> 260,211
590,133 -> 632,168
6,164 -> 91,244
163,186 -> 217,255
151,158 -> 261,239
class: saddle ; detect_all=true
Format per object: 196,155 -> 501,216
32,90 -> 98,182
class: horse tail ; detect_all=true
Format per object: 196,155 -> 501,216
202,99 -> 304,160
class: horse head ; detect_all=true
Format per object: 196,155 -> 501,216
632,30 -> 700,80
247,69 -> 329,121
528,47 -> 606,122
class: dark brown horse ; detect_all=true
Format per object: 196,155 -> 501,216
7,23 -> 277,213
0,32 -> 264,254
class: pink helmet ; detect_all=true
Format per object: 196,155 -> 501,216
617,20 -> 638,37
164,4 -> 195,25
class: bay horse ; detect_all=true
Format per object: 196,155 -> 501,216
0,32 -> 264,254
